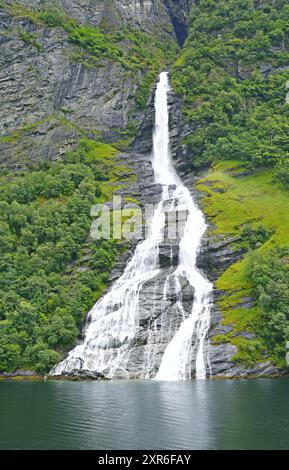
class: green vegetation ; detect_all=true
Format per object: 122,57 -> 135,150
172,0 -> 289,367
172,0 -> 289,177
197,161 -> 289,366
0,138 -> 132,373
18,29 -> 42,51
0,115 -> 56,145
197,161 -> 289,246
251,248 -> 289,365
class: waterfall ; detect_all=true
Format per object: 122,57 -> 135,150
51,72 -> 213,380
152,72 -> 213,380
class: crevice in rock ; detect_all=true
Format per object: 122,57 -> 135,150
162,0 -> 194,46
170,16 -> 188,47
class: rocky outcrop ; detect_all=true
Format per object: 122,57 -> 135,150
0,0 -> 177,170
163,0 -> 194,45
51,369 -> 106,380
200,235 -> 245,280
59,0 -> 173,32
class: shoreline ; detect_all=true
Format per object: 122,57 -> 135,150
1,371 -> 288,382
0,372 -> 43,381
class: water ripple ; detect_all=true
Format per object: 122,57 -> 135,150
1,380 -> 289,450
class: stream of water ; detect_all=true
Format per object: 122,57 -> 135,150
52,72 -> 213,379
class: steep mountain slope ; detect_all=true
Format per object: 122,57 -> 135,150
0,0 -> 179,169
171,0 -> 289,375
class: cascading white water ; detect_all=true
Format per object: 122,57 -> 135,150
152,73 -> 213,380
52,72 -> 213,380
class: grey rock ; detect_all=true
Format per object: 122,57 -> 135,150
198,234 -> 245,280
0,370 -> 39,378
214,361 -> 282,379
234,296 -> 255,310
52,369 -> 106,380
141,183 -> 164,205
163,0 -> 194,45
158,243 -> 179,267
0,0 -> 177,170
238,331 -> 256,340
208,343 -> 238,376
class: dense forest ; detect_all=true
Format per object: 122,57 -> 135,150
0,139 -> 124,372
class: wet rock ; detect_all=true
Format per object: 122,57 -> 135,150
164,274 -> 194,302
51,369 -> 107,381
108,247 -> 135,282
209,343 -> 238,376
163,208 -> 188,240
141,183 -> 164,205
214,361 -> 282,379
198,235 -> 245,280
181,283 -> 195,302
158,243 -> 179,267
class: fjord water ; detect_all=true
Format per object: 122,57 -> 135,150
1,379 -> 289,450
53,72 -> 213,379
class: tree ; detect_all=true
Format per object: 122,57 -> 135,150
41,309 -> 78,348
9,201 -> 27,236
24,341 -> 61,373
0,338 -> 21,372
273,158 -> 289,188
6,301 -> 39,341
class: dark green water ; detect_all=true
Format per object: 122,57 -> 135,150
1,379 -> 289,450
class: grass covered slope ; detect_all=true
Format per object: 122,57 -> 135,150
197,162 -> 289,366
171,0 -> 289,368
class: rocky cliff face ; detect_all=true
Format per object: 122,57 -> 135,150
0,0 -> 177,169
167,90 -> 283,378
